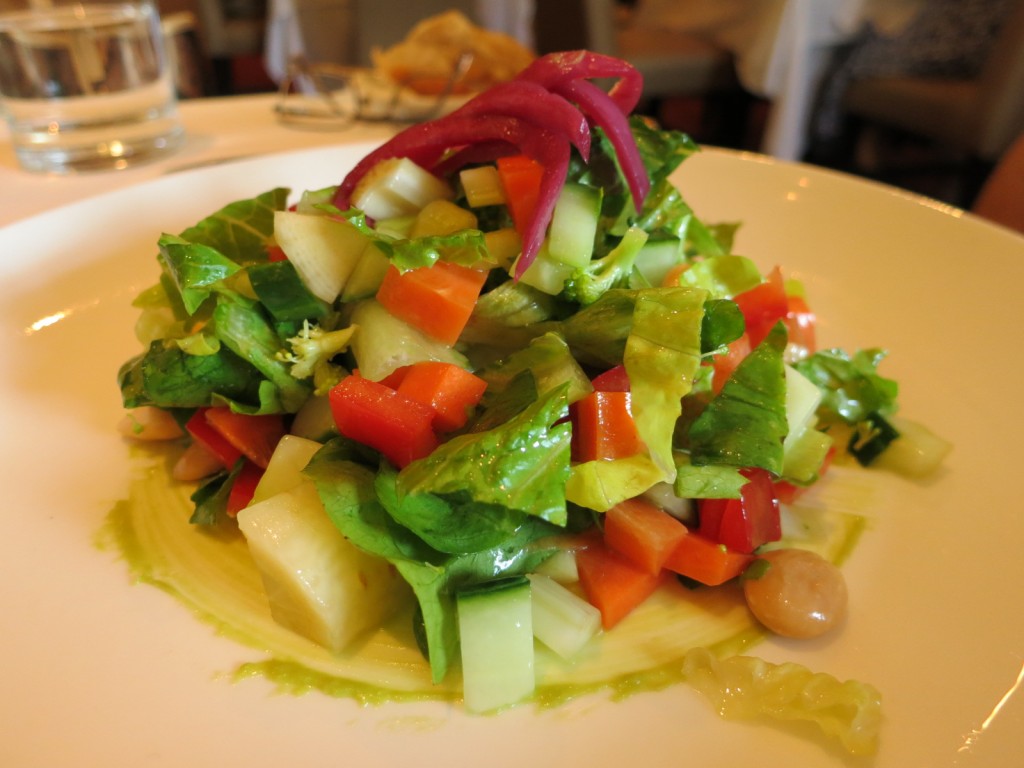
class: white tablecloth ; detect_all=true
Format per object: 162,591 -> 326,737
0,93 -> 395,229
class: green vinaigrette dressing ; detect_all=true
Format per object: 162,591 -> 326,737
97,446 -> 867,710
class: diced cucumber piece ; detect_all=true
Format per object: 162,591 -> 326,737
460,165 -> 506,208
633,237 -> 684,287
547,183 -> 602,268
340,242 -> 390,301
515,243 -> 575,295
533,548 -> 579,583
251,434 -> 322,505
409,199 -> 478,238
528,573 -> 601,659
274,211 -> 368,302
641,480 -> 695,522
289,393 -> 337,442
780,364 -> 831,483
237,481 -> 408,652
782,420 -> 833,484
783,364 -> 822,450
457,576 -> 535,713
352,157 -> 453,220
349,299 -> 469,381
872,416 -> 952,478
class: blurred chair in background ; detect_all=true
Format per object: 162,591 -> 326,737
161,10 -> 218,98
972,131 -> 1024,234
533,0 -> 745,144
194,0 -> 269,93
808,0 -> 1024,205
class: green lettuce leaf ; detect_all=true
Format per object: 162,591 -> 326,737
794,348 -> 898,424
397,385 -> 572,526
625,286 -> 706,479
178,187 -> 288,263
210,292 -> 311,412
375,467 -> 527,555
306,449 -> 558,684
688,322 -> 789,474
675,254 -> 764,299
673,453 -> 747,499
478,332 -> 592,405
700,298 -> 746,354
118,341 -> 262,409
566,453 -> 666,512
157,234 -> 240,315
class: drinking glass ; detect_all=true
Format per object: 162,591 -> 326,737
0,0 -> 184,173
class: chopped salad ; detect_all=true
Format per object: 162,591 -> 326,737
116,51 -> 950,754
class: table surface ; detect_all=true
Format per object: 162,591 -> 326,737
0,93 -> 396,230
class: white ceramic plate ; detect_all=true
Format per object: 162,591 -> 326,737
1,144 -> 1021,768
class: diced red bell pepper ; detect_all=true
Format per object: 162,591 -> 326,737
395,361 -> 488,433
203,408 -> 286,469
698,468 -> 781,554
784,294 -> 817,358
496,154 -> 544,238
376,260 -> 489,345
185,408 -> 242,469
604,497 -> 688,574
226,459 -> 264,517
663,532 -> 754,586
711,332 -> 751,395
571,390 -> 644,462
591,364 -> 631,392
576,538 -> 664,629
329,374 -> 439,468
732,266 -> 788,348
377,365 -> 412,390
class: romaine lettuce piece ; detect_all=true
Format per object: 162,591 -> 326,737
688,322 -> 789,474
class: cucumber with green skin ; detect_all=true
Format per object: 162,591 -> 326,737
457,576 -> 535,713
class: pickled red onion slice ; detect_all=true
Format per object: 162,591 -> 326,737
333,114 -> 537,209
450,80 -> 591,160
516,50 -> 644,115
556,78 -> 650,211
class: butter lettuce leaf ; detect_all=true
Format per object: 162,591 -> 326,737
673,453 -> 747,499
675,254 -> 764,299
625,286 -> 706,479
683,647 -> 881,756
